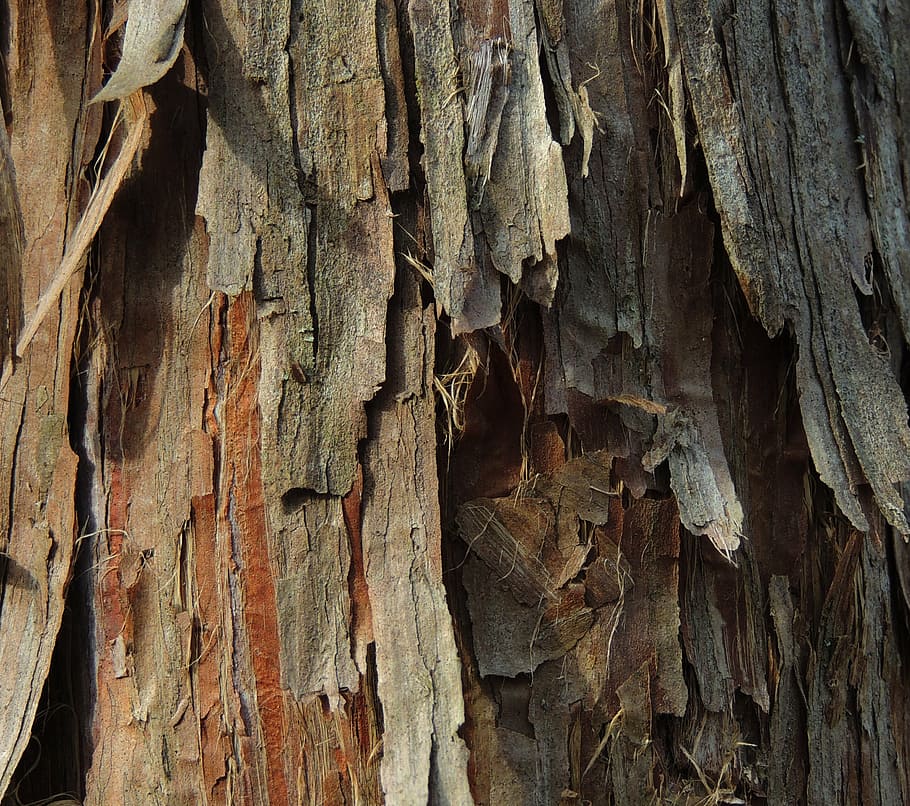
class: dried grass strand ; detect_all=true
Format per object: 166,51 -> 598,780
15,92 -> 148,359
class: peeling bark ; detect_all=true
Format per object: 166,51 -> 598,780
2,0 -> 910,804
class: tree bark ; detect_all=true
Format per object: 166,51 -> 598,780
1,0 -> 909,804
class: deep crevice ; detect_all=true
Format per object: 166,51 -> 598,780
535,40 -> 562,146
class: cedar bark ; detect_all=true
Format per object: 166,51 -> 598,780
1,0 -> 909,804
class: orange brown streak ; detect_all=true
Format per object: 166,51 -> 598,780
224,292 -> 289,804
191,493 -> 229,802
462,0 -> 511,38
100,450 -> 130,647
343,463 -> 374,662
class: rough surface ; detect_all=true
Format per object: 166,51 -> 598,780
841,0 -> 910,341
3,0 -> 910,804
409,0 -> 500,332
198,0 -> 395,499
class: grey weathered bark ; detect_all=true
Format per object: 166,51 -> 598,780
1,0 -> 909,804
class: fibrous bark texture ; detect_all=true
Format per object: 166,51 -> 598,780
1,0 -> 909,804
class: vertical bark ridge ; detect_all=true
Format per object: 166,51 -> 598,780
0,0 -> 97,793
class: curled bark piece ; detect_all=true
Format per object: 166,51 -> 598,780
92,0 -> 188,103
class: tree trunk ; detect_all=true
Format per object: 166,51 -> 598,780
1,0 -> 909,804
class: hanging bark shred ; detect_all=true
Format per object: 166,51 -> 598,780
15,0 -> 187,362
663,0 -> 910,536
408,0 -> 501,332
14,95 -> 148,360
91,0 -> 189,104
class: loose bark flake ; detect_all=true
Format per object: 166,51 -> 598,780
91,0 -> 189,103
454,0 -> 571,305
546,3 -> 745,556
